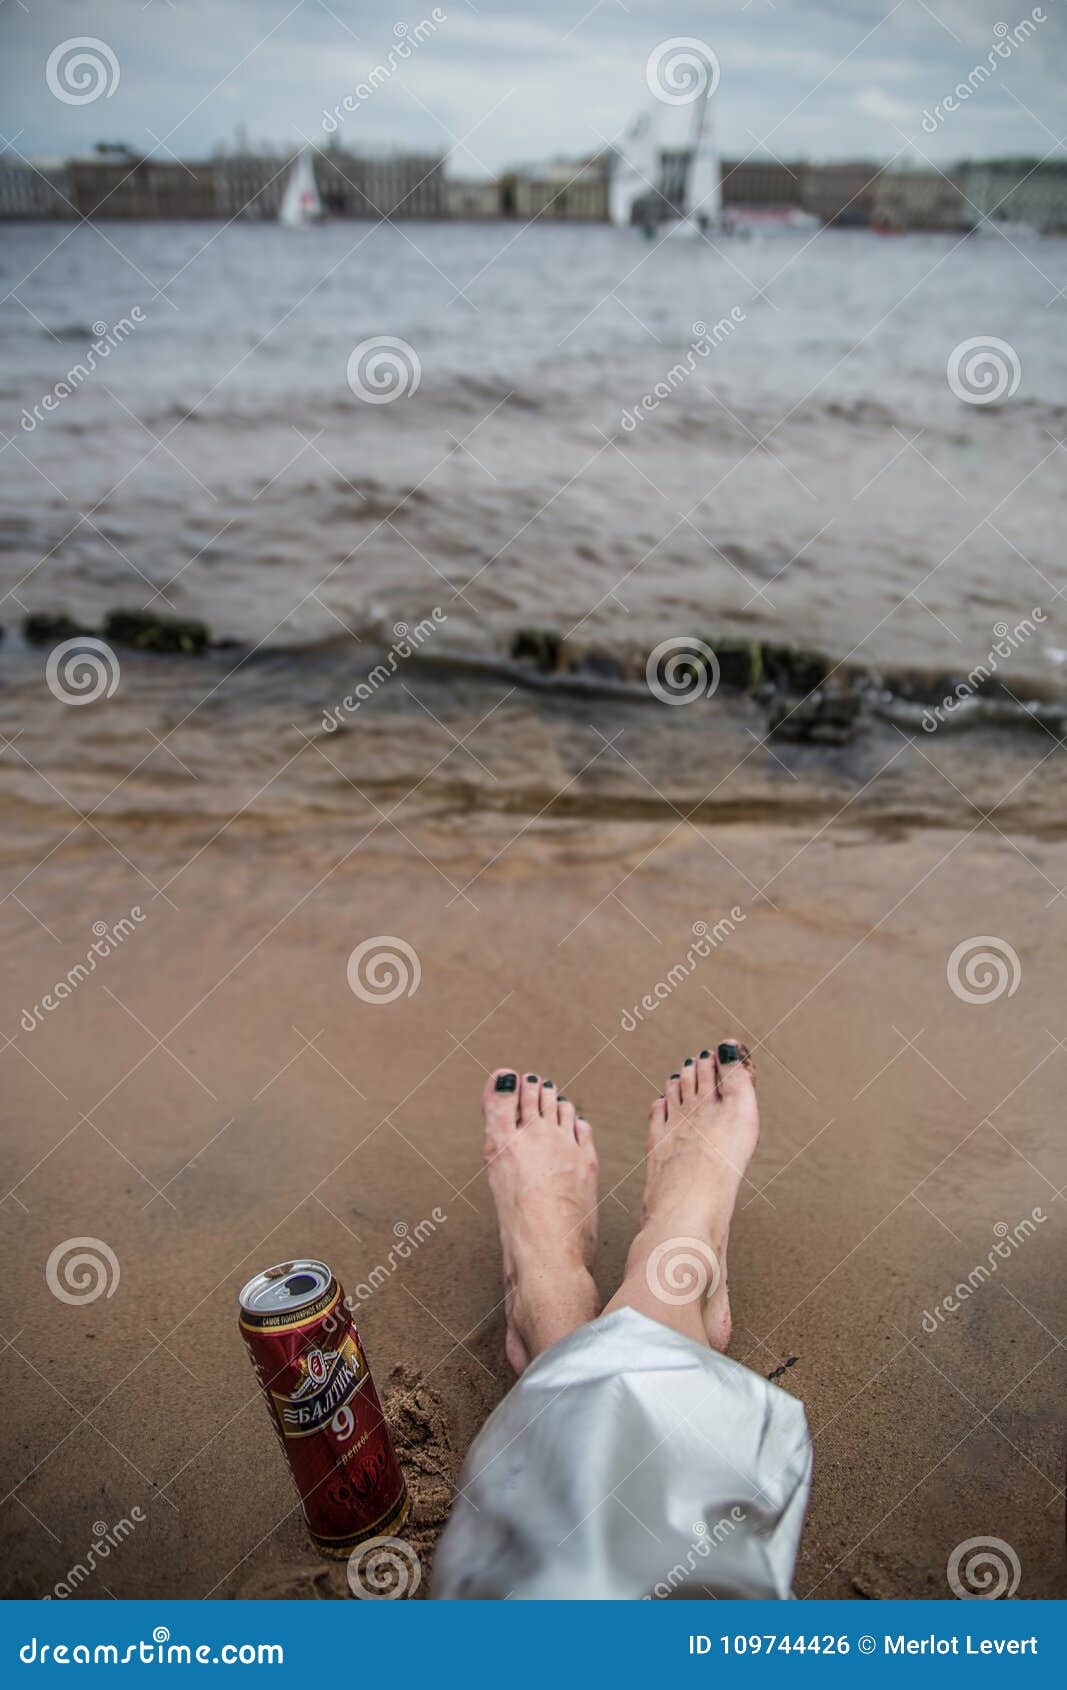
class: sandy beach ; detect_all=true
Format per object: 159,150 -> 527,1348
3,687 -> 1065,1597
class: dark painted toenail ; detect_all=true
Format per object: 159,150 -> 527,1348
558,1094 -> 568,1102
670,1072 -> 680,1080
700,1049 -> 710,1059
526,1075 -> 537,1082
718,1042 -> 740,1063
684,1057 -> 694,1067
544,1079 -> 554,1087
494,1073 -> 517,1092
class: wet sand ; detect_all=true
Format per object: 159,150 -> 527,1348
3,770 -> 1066,1599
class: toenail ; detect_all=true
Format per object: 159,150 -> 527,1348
700,1049 -> 710,1059
544,1079 -> 554,1087
526,1074 -> 537,1082
558,1094 -> 568,1102
494,1073 -> 517,1092
670,1072 -> 680,1080
684,1057 -> 694,1067
718,1042 -> 740,1063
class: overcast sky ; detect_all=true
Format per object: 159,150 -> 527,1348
2,0 -> 1064,173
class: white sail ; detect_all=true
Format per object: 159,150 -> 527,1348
279,150 -> 323,227
685,85 -> 721,227
609,101 -> 659,226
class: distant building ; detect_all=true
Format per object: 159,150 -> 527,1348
957,159 -> 1067,234
68,151 -> 218,218
446,177 -> 501,218
0,158 -> 72,219
316,147 -> 446,218
721,159 -> 805,211
803,162 -> 882,227
502,157 -> 609,221
872,169 -> 966,231
213,150 -> 289,220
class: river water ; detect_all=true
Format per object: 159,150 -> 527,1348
2,219 -> 1066,839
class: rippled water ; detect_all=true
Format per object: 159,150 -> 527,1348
2,219 -> 1066,830
4,220 -> 1066,661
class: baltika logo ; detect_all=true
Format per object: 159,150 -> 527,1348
271,1335 -> 367,1437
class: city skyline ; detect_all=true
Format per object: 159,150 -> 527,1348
2,0 -> 1064,175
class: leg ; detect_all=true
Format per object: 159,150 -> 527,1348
482,1069 -> 600,1374
602,1040 -> 758,1350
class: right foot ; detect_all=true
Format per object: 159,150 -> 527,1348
482,1070 -> 600,1375
637,1043 -> 759,1351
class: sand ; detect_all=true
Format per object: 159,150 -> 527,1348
3,800 -> 1065,1600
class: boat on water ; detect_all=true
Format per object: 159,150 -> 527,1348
610,54 -> 724,239
279,150 -> 325,228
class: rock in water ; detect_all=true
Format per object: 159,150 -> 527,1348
768,687 -> 863,745
104,609 -> 209,654
761,643 -> 831,695
22,612 -> 93,645
511,628 -> 562,672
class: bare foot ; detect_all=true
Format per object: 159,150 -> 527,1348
482,1070 -> 600,1374
627,1041 -> 759,1351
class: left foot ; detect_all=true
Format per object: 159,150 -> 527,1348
482,1070 -> 600,1374
636,1043 -> 759,1351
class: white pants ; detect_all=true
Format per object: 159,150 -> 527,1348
432,1308 -> 812,1600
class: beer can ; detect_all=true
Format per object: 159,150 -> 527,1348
238,1258 -> 408,1556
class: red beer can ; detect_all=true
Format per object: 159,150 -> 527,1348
238,1258 -> 408,1556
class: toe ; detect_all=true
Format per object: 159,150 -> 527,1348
680,1057 -> 697,1101
696,1048 -> 715,1094
519,1072 -> 541,1125
648,1094 -> 667,1140
483,1070 -> 519,1146
540,1078 -> 559,1125
666,1070 -> 682,1109
557,1095 -> 576,1136
716,1039 -> 756,1100
575,1114 -> 595,1154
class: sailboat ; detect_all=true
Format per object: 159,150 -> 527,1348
610,55 -> 721,237
660,70 -> 721,239
279,149 -> 324,228
609,102 -> 659,227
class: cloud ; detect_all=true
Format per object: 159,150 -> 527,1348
2,0 -> 1062,168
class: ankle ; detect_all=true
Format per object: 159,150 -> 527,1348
514,1266 -> 600,1358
